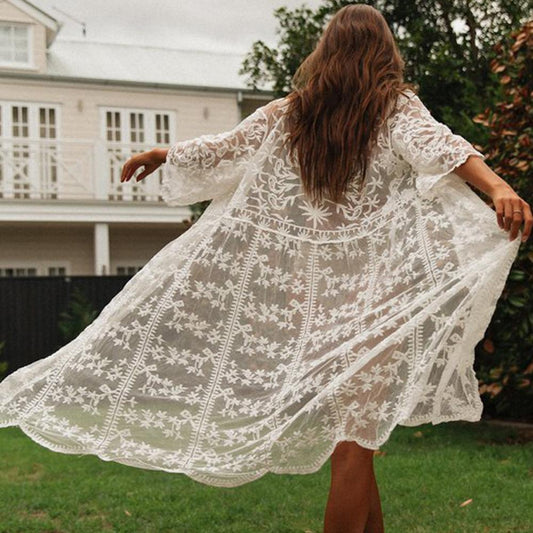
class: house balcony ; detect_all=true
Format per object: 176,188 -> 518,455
0,138 -> 194,275
0,138 -> 192,224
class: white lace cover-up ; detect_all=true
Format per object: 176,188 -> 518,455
0,90 -> 521,487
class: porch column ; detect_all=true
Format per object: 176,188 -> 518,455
94,223 -> 110,275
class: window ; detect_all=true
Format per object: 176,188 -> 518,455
0,23 -> 31,67
101,107 -> 174,202
48,266 -> 66,276
0,262 -> 69,277
0,266 -> 37,277
116,265 -> 144,275
0,101 -> 60,200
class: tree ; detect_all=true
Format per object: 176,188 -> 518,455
473,20 -> 532,420
240,0 -> 531,139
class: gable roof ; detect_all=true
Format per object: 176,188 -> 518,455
8,0 -> 61,46
1,2 -> 273,94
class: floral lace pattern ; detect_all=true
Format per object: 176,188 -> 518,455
0,90 -> 521,487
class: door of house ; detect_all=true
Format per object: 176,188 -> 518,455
100,108 -> 173,202
0,101 -> 59,200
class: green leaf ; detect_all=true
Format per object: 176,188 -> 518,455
508,296 -> 526,308
509,269 -> 526,281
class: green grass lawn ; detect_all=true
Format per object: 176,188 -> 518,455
0,420 -> 531,532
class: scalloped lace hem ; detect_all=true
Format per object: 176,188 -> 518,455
0,405 -> 483,488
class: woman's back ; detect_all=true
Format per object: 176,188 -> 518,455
162,89 -> 490,244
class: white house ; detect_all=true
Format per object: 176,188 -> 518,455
0,0 -> 272,276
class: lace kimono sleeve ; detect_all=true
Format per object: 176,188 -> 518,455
160,104 -> 271,206
390,93 -> 486,199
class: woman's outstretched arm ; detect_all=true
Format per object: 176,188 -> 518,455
454,154 -> 511,196
454,155 -> 531,242
152,148 -> 169,165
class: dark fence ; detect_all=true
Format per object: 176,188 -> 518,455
0,275 -> 133,377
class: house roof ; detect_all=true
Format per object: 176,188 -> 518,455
11,0 -> 61,46
3,1 -> 273,94
43,39 -> 268,93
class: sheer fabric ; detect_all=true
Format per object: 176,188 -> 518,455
0,90 -> 521,487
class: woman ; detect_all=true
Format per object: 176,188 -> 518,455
0,4 -> 530,533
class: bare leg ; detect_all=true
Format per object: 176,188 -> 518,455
364,463 -> 384,533
323,441 -> 384,533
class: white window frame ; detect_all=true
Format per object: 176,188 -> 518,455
0,260 -> 70,277
0,22 -> 34,69
0,262 -> 38,277
0,99 -> 62,137
44,261 -> 70,276
112,262 -> 146,275
99,106 -> 176,202
0,99 -> 62,199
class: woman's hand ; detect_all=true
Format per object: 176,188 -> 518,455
489,183 -> 532,243
120,148 -> 168,183
453,156 -> 531,243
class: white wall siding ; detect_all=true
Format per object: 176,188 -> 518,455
0,224 -> 94,275
0,223 -> 183,275
0,80 -> 240,143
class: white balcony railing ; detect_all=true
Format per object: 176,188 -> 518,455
0,138 -> 168,202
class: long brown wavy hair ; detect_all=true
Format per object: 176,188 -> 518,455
285,4 -> 418,203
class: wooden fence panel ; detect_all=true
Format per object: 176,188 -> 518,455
0,275 -> 132,377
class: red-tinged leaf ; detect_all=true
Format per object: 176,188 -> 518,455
524,360 -> 533,374
472,115 -> 489,126
517,378 -> 531,389
487,383 -> 502,398
512,38 -> 527,52
483,338 -> 495,353
490,367 -> 503,379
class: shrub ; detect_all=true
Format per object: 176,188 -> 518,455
57,286 -> 99,344
473,20 -> 533,421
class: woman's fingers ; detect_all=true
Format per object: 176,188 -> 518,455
120,160 -> 132,182
503,200 -> 530,242
520,202 -> 532,242
120,160 -> 129,182
494,197 -> 504,229
121,155 -> 143,183
120,151 -> 162,183
503,200 -> 514,231
134,166 -> 154,182
493,196 -> 531,243
509,204 -> 523,241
